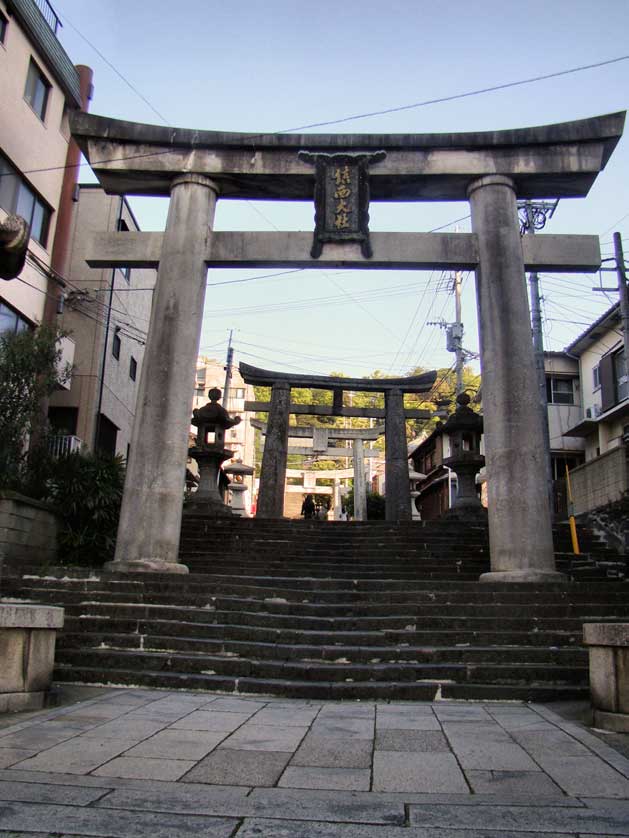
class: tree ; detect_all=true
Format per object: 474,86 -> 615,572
0,325 -> 69,493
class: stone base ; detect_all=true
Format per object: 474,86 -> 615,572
103,559 -> 189,574
594,709 -> 629,733
184,497 -> 234,517
0,690 -> 46,713
479,569 -> 567,584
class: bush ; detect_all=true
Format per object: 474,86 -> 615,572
343,489 -> 386,520
0,325 -> 69,493
46,452 -> 125,566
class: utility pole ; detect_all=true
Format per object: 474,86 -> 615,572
613,232 -> 629,384
518,200 -> 556,514
453,270 -> 464,395
223,329 -> 234,407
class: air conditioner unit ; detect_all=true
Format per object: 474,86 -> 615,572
592,405 -> 602,418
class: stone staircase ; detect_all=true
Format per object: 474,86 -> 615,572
3,516 -> 628,701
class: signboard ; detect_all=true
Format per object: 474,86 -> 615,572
299,151 -> 386,258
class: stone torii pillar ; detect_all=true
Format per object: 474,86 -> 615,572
257,381 -> 291,518
468,175 -> 563,583
105,175 -> 218,574
384,387 -> 411,521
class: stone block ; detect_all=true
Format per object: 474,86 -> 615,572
182,748 -> 291,786
584,622 -> 629,732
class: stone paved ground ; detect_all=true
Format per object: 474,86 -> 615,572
0,687 -> 627,836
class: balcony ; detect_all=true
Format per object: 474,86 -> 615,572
33,0 -> 62,34
49,435 -> 82,458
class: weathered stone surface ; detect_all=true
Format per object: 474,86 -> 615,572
374,730 -> 449,752
0,779 -> 107,805
584,623 -> 629,646
125,729 -> 225,760
465,769 -> 563,796
407,802 -> 629,834
182,748 -> 291,786
11,736 -> 132,774
0,801 -> 237,838
278,766 -> 370,791
291,737 -> 372,769
92,756 -> 195,781
372,752 -> 468,793
219,723 -> 307,752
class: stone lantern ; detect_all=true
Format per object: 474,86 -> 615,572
187,387 -> 241,516
442,393 -> 485,517
408,465 -> 425,520
224,460 -> 255,517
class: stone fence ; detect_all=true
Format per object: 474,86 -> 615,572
571,446 -> 628,516
0,492 -> 59,578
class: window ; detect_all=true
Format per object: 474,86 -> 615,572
593,364 -> 600,391
233,387 -> 245,399
112,332 -> 121,360
613,350 -> 628,403
0,10 -> 8,44
546,376 -> 574,405
0,301 -> 31,334
24,59 -> 51,121
0,153 -> 51,247
129,356 -> 137,381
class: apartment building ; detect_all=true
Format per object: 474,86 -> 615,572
0,0 -> 90,341
49,185 -> 156,457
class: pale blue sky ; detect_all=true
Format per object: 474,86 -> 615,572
54,0 -> 629,378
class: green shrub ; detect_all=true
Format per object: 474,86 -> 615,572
46,452 -> 125,566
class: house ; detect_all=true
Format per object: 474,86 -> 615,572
48,185 -> 156,457
409,351 -> 587,520
562,303 -> 629,514
0,0 -> 91,344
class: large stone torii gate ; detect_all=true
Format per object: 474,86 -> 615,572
71,110 -> 625,582
243,364 -> 434,521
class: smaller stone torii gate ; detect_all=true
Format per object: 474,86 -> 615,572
241,363 -> 435,521
250,418 -> 385,521
285,467 -> 353,519
72,109 -> 625,582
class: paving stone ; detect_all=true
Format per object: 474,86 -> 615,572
465,769 -> 564,796
291,737 -> 372,768
373,751 -> 469,793
182,748 -> 291,786
534,755 -> 629,798
511,729 -> 592,756
316,704 -> 375,720
0,779 -> 108,805
375,730 -> 449,752
169,710 -> 252,732
10,737 -> 131,774
375,713 -> 441,731
235,820 -> 572,838
310,718 -> 374,740
433,706 -> 492,721
0,728 -> 79,750
125,729 -> 226,760
0,800 -> 237,837
80,718 -> 168,741
407,802 -> 629,834
204,698 -> 266,714
219,723 -> 307,752
278,766 -> 370,791
448,739 -> 540,771
92,756 -> 195,781
250,706 -> 321,727
246,788 -> 404,825
0,749 -> 36,769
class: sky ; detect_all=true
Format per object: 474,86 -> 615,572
52,0 -> 629,380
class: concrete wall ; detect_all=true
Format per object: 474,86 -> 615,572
49,186 -> 156,456
0,0 -> 72,323
571,445 -> 628,515
0,492 -> 58,570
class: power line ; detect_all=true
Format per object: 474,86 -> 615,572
278,55 -> 629,133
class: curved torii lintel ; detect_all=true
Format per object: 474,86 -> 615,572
239,362 -> 436,394
70,111 -> 625,200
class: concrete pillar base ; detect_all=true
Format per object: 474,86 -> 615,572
593,709 -> 629,733
104,559 -> 189,574
479,569 -> 567,584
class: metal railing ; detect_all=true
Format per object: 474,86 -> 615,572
48,434 -> 82,458
33,0 -> 62,34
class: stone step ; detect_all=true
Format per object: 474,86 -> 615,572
56,632 -> 589,665
52,663 -> 589,702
